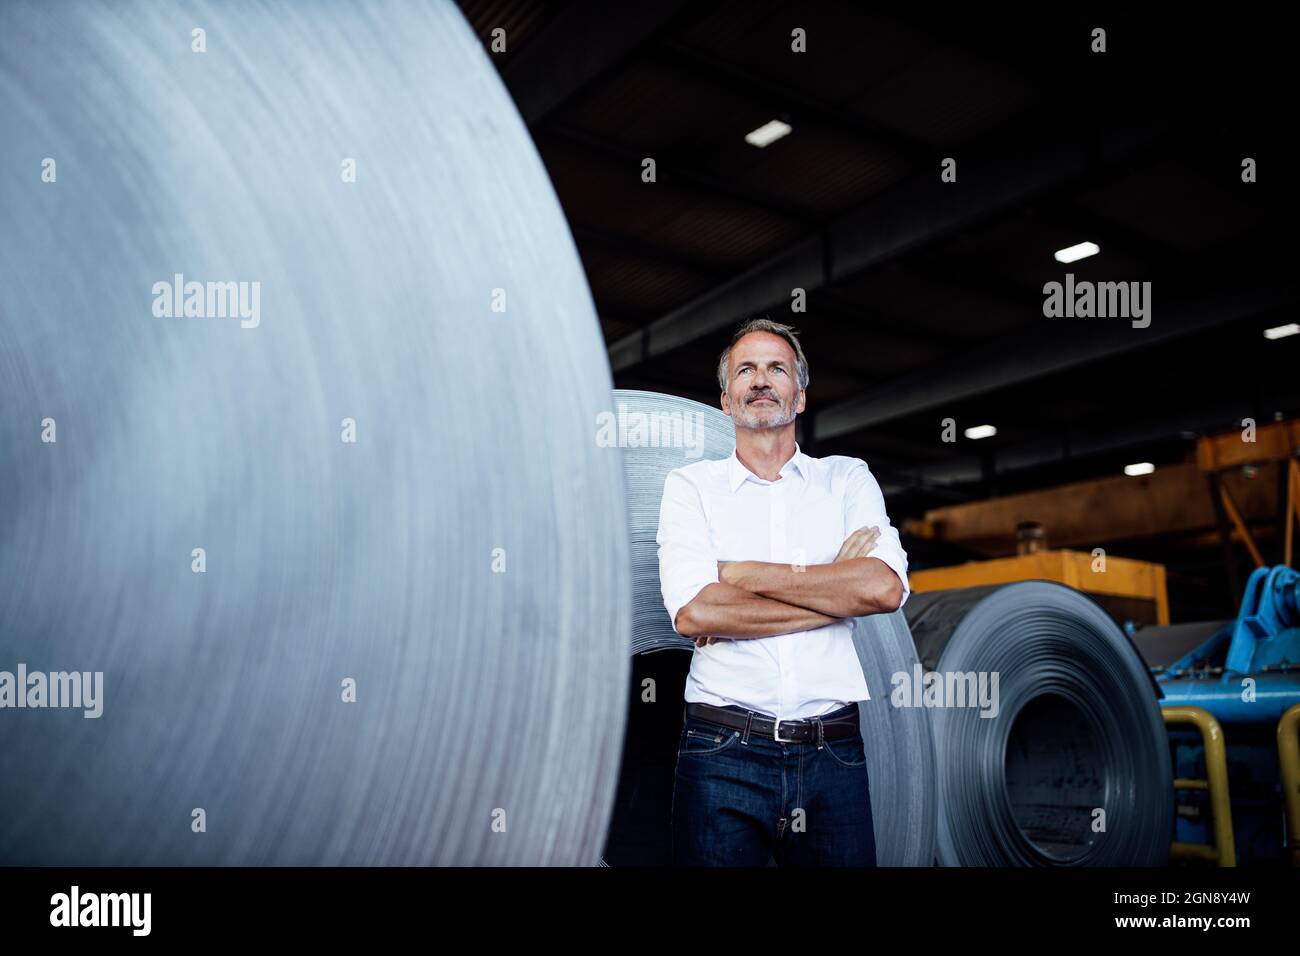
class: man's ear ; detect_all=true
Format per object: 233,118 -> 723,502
795,388 -> 806,414
720,391 -> 732,417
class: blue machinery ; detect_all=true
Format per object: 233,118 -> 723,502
1153,566 -> 1300,864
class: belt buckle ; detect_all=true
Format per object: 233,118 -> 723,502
773,717 -> 798,742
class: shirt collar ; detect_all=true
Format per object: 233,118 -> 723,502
727,443 -> 807,492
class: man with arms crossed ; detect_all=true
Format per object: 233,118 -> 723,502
657,317 -> 909,866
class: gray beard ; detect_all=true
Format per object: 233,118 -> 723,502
732,397 -> 797,430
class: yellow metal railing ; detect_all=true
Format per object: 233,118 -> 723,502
1279,703 -> 1300,867
1164,706 -> 1236,867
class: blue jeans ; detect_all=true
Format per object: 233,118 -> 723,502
671,702 -> 877,866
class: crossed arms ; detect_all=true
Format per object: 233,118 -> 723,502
673,525 -> 905,642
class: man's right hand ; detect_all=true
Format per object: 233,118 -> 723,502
834,525 -> 881,562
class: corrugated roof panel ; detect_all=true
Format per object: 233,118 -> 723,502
645,202 -> 804,266
848,50 -> 1041,146
733,125 -> 908,212
555,55 -> 747,149
679,3 -> 936,108
537,134 -> 699,237
581,247 -> 718,317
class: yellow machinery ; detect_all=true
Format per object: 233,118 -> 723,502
910,549 -> 1170,625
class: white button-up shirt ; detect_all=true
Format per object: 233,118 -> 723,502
656,443 -> 910,721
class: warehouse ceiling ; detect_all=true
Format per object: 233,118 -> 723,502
458,2 -> 1296,542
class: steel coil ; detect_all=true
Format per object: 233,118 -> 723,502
613,389 -> 736,656
0,0 -> 629,865
905,582 -> 1173,866
848,611 -> 939,866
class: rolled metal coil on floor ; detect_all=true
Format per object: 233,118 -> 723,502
0,0 -> 629,865
613,389 -> 736,657
905,582 -> 1173,866
848,610 -> 939,866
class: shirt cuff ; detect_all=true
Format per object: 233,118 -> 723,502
663,565 -> 720,635
870,551 -> 910,607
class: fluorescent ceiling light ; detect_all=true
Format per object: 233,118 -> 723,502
744,119 -> 792,148
1263,322 -> 1300,340
1054,241 -> 1100,264
964,424 -> 997,440
1124,462 -> 1155,477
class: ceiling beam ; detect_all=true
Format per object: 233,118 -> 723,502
816,280 -> 1292,441
501,0 -> 693,127
806,289 -> 940,351
608,106 -> 1190,373
571,225 -> 727,277
874,393 -> 1299,497
909,459 -> 1282,557
609,235 -> 825,371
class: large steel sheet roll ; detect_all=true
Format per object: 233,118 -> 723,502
613,389 -> 735,657
0,0 -> 629,865
613,389 -> 935,865
906,582 -> 1172,866
848,610 -> 938,866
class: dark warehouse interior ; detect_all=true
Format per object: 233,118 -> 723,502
460,0 -> 1296,623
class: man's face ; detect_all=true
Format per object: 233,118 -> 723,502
721,331 -> 806,430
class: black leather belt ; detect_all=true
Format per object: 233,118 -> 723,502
684,702 -> 859,743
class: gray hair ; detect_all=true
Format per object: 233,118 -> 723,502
716,317 -> 810,391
